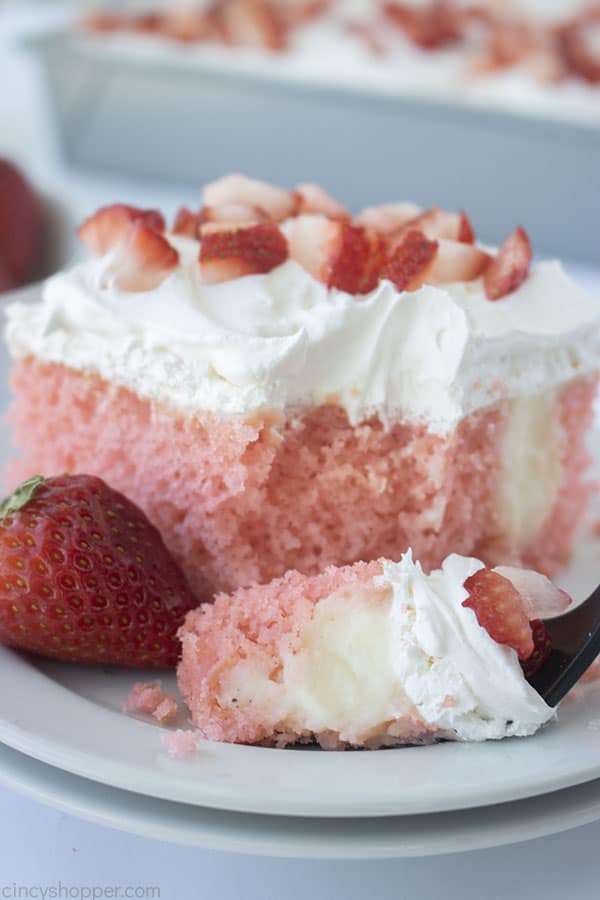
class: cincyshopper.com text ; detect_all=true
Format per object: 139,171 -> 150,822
1,886 -> 160,900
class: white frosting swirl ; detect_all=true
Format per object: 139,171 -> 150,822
5,234 -> 600,432
379,552 -> 553,740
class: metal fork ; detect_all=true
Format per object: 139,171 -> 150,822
528,586 -> 600,706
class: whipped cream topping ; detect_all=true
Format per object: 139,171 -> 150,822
376,552 -> 553,740
5,235 -> 600,432
219,551 -> 554,744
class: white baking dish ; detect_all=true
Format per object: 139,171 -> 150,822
31,28 -> 600,261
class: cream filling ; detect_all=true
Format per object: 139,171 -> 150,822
500,388 -> 565,546
216,553 -> 554,745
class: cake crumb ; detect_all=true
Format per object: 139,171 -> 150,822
160,729 -> 201,758
123,680 -> 179,724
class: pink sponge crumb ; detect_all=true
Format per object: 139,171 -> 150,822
160,729 -> 201,758
123,681 -> 179,725
7,359 -> 597,598
175,558 -> 426,748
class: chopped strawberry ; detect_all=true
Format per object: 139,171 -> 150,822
280,0 -> 332,28
141,209 -> 166,233
428,239 -> 491,284
458,211 -> 476,244
476,20 -> 538,72
521,620 -> 552,678
407,207 -> 474,242
131,13 -> 162,34
220,0 -> 288,51
199,203 -> 269,227
199,222 -> 288,284
110,222 -> 179,292
283,215 -> 383,294
484,226 -> 532,300
173,206 -> 200,237
295,184 -> 349,221
463,567 -> 534,660
0,473 -> 197,667
494,566 -> 571,620
204,173 -> 298,222
77,204 -> 166,256
557,16 -> 600,84
355,202 -> 422,233
380,229 -> 438,292
382,1 -> 465,49
161,10 -> 217,43
82,12 -> 124,32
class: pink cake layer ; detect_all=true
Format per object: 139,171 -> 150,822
176,559 -> 437,748
7,358 -> 597,599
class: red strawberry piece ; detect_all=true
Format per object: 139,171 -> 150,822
173,206 -> 201,237
428,239 -> 491,284
478,20 -> 538,72
140,209 -> 166,232
380,228 -> 438,292
283,214 -> 384,294
458,211 -> 476,244
0,159 -> 43,289
109,221 -> 179,292
520,619 -> 552,678
161,10 -> 217,43
220,0 -> 288,52
294,183 -> 349,221
355,202 -> 422,233
494,566 -> 571,620
0,474 -> 197,667
82,12 -> 124,33
199,222 -> 288,284
133,14 -> 163,34
382,1 -> 465,50
77,204 -> 166,256
557,15 -> 600,84
484,226 -> 532,300
280,0 -> 332,28
204,174 -> 298,222
463,567 -> 534,660
407,207 -> 475,243
199,203 -> 269,227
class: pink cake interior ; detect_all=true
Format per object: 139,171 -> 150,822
177,558 -> 436,747
7,358 -> 596,600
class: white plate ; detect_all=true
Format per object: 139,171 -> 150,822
2,740 -> 600,859
0,316 -> 599,821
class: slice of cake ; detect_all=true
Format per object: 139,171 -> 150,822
5,174 -> 600,599
177,551 -> 567,747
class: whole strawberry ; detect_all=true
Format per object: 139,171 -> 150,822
0,474 -> 198,667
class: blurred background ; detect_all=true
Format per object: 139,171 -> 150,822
0,0 -> 598,286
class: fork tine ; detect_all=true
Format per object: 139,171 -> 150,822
527,584 -> 600,706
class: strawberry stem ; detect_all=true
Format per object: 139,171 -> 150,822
0,475 -> 45,518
